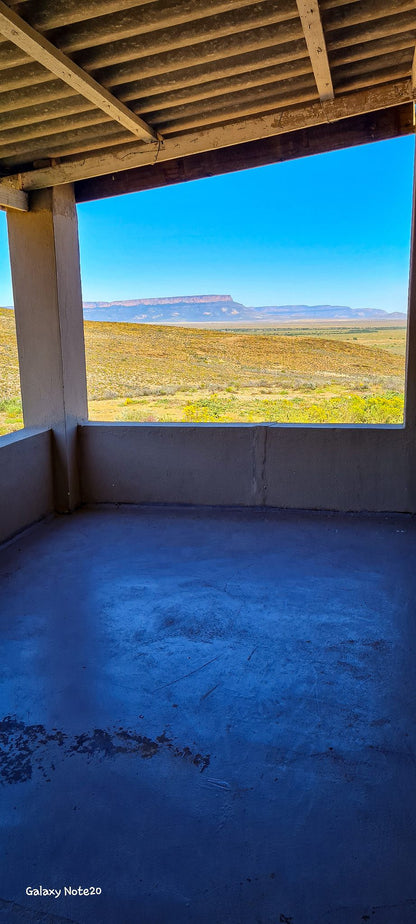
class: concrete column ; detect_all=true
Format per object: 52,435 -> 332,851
7,184 -> 88,512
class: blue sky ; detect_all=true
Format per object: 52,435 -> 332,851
0,134 -> 414,311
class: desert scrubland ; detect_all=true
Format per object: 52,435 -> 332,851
0,308 -> 406,434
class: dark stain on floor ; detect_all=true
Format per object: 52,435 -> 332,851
0,715 -> 210,785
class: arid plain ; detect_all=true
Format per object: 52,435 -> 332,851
0,309 -> 407,434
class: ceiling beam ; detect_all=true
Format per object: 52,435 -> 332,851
295,0 -> 334,101
0,1 -> 157,143
75,105 -> 415,203
0,185 -> 28,212
0,80 -> 413,192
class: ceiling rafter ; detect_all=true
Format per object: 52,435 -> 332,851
0,79 -> 412,192
75,104 -> 415,203
295,0 -> 334,101
0,0 -> 157,143
0,184 -> 28,211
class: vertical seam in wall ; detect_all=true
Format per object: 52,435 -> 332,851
76,423 -> 85,505
251,427 -> 259,505
251,426 -> 267,506
262,426 -> 269,506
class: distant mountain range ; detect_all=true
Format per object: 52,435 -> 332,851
3,295 -> 406,322
82,294 -> 406,322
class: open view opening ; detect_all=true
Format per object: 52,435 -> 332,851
78,136 -> 414,427
0,211 -> 22,436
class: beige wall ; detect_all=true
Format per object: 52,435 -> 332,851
0,429 -> 53,544
1,420 -> 412,550
0,420 -> 413,550
79,422 -> 416,513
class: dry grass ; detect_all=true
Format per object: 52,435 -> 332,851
83,320 -> 405,399
0,308 -> 407,433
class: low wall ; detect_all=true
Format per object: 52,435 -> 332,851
0,428 -> 54,543
79,422 -> 416,513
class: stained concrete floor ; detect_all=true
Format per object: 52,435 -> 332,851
0,505 -> 416,924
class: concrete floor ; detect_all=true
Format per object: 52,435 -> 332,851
0,506 -> 415,924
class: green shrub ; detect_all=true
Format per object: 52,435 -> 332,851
182,392 -> 404,424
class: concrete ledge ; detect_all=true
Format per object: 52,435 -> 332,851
79,423 -> 416,513
264,424 -> 413,511
80,423 -> 260,506
0,428 -> 54,543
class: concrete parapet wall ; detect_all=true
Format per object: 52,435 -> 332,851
79,422 -> 416,513
0,428 -> 53,543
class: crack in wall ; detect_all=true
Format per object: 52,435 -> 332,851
251,425 -> 268,505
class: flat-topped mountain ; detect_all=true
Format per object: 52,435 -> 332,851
3,296 -> 406,323
82,294 -> 405,323
83,294 -> 244,321
83,294 -> 236,309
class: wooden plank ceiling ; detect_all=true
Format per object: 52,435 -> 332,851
0,0 -> 414,200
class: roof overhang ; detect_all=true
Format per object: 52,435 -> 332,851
0,0 -> 414,205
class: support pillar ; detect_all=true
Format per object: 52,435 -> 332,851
7,184 -> 88,512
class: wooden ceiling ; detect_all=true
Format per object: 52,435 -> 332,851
0,0 -> 415,205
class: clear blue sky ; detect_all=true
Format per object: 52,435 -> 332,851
0,134 -> 414,312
